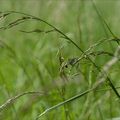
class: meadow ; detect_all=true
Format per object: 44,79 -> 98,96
0,0 -> 120,120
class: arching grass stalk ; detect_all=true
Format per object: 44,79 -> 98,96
43,43 -> 120,120
1,10 -> 119,99
0,91 -> 45,112
35,86 -> 120,120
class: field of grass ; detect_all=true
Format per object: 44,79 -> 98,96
0,0 -> 120,120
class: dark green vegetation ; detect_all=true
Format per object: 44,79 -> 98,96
0,0 -> 120,120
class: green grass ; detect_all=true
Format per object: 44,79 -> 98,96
0,0 -> 120,120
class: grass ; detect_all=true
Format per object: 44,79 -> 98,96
0,0 -> 120,120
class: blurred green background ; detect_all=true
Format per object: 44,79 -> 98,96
0,0 -> 120,120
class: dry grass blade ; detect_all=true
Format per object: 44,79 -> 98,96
96,46 -> 120,87
0,91 -> 46,112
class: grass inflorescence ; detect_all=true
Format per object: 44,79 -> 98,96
0,0 -> 120,120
